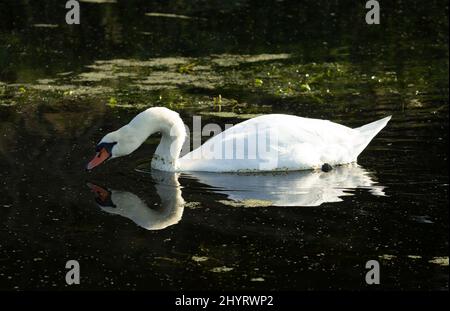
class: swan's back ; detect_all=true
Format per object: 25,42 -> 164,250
179,114 -> 390,172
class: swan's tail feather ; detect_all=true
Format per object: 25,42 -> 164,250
352,116 -> 391,160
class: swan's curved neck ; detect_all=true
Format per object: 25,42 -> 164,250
125,108 -> 186,171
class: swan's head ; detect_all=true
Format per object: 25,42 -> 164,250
86,132 -> 118,170
86,107 -> 186,171
86,129 -> 136,170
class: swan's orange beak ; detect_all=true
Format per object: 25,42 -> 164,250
86,148 -> 110,171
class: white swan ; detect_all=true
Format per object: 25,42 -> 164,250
86,107 -> 391,172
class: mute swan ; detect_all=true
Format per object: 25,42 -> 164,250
86,107 -> 391,172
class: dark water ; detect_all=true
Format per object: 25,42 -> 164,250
0,0 -> 448,290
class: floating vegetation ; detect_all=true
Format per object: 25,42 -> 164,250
218,199 -> 273,207
137,71 -> 222,90
378,254 -> 397,261
185,202 -> 202,209
210,266 -> 234,273
211,53 -> 291,67
32,24 -> 59,28
178,62 -> 197,74
191,256 -> 209,262
300,83 -> 311,92
37,79 -> 56,85
428,257 -> 449,266
108,97 -> 118,107
254,78 -> 264,87
145,12 -> 195,20
74,71 -> 116,82
212,94 -> 222,111
1,52 -> 445,115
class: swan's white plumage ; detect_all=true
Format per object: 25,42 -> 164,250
97,107 -> 391,172
179,114 -> 391,172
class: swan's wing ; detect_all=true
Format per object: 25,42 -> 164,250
179,115 -> 359,172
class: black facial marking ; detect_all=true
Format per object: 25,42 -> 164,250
95,141 -> 117,153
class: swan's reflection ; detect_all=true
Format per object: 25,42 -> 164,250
88,164 -> 385,230
87,171 -> 184,230
185,164 -> 385,207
